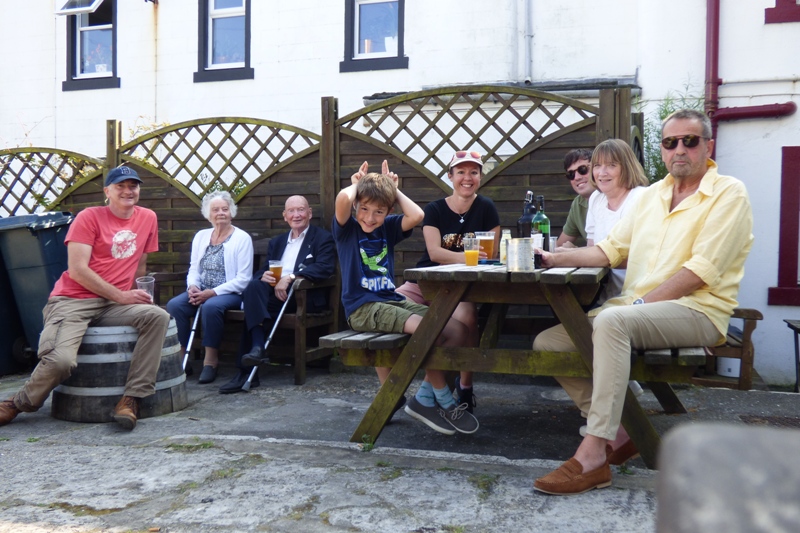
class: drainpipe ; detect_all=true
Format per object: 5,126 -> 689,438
705,0 -> 796,158
704,0 -> 721,126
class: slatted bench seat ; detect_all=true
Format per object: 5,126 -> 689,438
323,306 -> 762,414
320,330 -> 412,367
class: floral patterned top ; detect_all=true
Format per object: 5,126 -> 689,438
199,234 -> 231,290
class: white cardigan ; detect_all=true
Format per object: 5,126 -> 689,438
187,226 -> 253,295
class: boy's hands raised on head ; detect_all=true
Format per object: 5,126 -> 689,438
381,160 -> 399,188
351,161 -> 369,185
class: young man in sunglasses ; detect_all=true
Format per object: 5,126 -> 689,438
556,148 -> 595,249
531,109 -> 753,495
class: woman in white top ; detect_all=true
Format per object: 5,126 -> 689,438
585,138 -> 649,304
167,191 -> 253,384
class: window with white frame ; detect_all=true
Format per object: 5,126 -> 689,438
354,0 -> 399,59
58,0 -> 120,91
195,0 -> 254,82
209,0 -> 245,67
341,0 -> 408,72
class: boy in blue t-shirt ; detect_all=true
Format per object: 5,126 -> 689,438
333,160 -> 479,435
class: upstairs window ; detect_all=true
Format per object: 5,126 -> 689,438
341,0 -> 408,73
195,0 -> 254,83
59,0 -> 120,91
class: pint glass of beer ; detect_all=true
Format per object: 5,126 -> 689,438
475,231 -> 496,259
268,260 -> 283,286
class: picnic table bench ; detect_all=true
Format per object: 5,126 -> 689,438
320,264 -> 762,468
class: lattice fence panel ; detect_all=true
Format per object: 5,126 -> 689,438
0,150 -> 102,216
338,87 -> 599,182
120,119 -> 321,200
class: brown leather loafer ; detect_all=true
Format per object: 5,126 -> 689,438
112,395 -> 140,430
533,457 -> 612,495
0,398 -> 21,426
608,439 -> 640,466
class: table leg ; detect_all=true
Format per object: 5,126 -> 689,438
647,382 -> 688,414
479,303 -> 507,349
543,284 -> 662,469
349,282 -> 468,444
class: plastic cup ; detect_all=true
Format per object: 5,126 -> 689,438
549,236 -> 558,253
268,260 -> 283,286
475,231 -> 496,259
463,238 -> 479,266
135,276 -> 155,301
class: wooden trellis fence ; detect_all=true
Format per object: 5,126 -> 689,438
0,85 -> 638,297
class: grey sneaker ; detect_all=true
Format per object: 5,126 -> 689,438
441,402 -> 479,434
404,396 -> 455,435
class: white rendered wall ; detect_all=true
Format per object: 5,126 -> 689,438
0,0 -> 798,384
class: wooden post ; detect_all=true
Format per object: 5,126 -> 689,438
615,87 -> 632,144
320,97 -> 337,231
596,89 -> 616,143
105,119 -> 121,172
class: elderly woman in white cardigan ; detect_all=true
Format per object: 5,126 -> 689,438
167,190 -> 253,384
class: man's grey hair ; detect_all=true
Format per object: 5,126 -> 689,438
201,190 -> 237,219
662,109 -> 713,139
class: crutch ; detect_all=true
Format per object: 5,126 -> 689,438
242,283 -> 295,392
182,305 -> 202,373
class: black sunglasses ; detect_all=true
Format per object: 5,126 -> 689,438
661,135 -> 708,150
566,165 -> 590,180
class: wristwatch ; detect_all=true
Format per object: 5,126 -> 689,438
632,298 -> 645,305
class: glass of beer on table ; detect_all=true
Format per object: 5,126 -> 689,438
475,231 -> 496,260
463,238 -> 480,266
268,260 -> 283,286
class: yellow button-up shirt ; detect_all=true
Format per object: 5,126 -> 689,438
595,161 -> 753,342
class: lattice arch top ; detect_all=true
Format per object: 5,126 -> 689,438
338,85 -> 599,183
0,149 -> 103,217
119,118 -> 322,201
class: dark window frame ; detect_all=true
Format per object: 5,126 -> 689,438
194,0 -> 254,83
340,0 -> 408,73
61,0 -> 121,92
765,0 -> 800,23
768,146 -> 800,305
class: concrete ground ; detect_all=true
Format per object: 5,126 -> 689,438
0,361 -> 798,533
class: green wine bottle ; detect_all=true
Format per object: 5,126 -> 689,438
531,195 -> 550,251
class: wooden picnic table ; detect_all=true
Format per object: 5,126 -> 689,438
348,263 -> 667,468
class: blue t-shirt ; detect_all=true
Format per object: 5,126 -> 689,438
332,214 -> 411,319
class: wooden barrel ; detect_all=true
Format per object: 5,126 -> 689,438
51,318 -> 188,423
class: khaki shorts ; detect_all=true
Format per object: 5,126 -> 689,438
348,299 -> 429,333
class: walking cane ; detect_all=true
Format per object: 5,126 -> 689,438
182,305 -> 202,373
242,283 -> 296,392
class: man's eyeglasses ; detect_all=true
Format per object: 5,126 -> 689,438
566,165 -> 590,180
661,135 -> 708,150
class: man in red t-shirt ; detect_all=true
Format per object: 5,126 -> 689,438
0,166 -> 170,430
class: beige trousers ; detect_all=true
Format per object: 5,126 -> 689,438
533,302 -> 720,440
13,296 -> 170,412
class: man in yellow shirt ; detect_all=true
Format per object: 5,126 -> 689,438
532,109 -> 754,495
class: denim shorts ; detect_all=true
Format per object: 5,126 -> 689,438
348,299 -> 429,333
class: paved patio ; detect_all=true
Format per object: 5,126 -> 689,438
0,362 -> 796,533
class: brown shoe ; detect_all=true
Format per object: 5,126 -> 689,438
0,398 -> 21,426
533,457 -> 612,495
607,439 -> 640,466
112,396 -> 140,430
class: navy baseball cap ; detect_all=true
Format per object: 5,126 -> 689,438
105,166 -> 143,187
